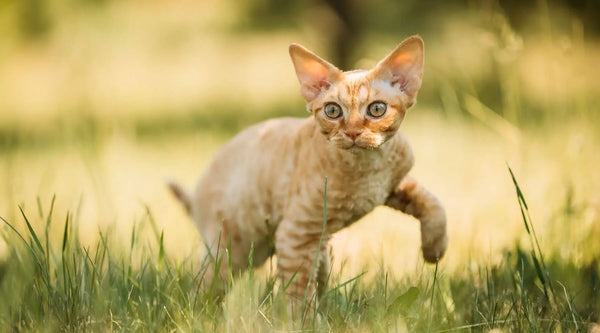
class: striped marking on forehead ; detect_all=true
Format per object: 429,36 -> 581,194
339,70 -> 371,107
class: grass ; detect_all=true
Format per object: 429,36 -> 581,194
0,169 -> 597,332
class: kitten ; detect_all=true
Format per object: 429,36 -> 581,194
169,35 -> 447,306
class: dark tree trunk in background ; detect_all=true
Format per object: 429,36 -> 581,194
323,0 -> 360,70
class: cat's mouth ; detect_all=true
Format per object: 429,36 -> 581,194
338,140 -> 379,151
330,133 -> 383,150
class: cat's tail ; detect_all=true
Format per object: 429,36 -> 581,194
167,180 -> 191,215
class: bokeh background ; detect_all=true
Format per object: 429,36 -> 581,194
1,0 -> 599,282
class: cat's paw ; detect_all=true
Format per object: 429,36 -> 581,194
421,231 -> 448,263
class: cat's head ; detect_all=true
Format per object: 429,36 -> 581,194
289,36 -> 424,150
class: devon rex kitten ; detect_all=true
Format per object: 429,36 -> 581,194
169,35 -> 447,303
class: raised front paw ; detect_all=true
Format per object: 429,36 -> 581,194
421,228 -> 448,263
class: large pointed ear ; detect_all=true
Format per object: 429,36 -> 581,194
289,43 -> 343,102
371,35 -> 424,106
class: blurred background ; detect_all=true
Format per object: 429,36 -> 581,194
0,0 -> 599,278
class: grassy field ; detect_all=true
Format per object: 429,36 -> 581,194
1,0 -> 599,331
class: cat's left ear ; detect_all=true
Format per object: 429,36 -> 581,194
289,43 -> 343,103
371,35 -> 424,106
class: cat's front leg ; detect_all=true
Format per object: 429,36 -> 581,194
275,218 -> 330,312
385,176 -> 448,262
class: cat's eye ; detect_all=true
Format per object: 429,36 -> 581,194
367,102 -> 387,118
323,103 -> 342,119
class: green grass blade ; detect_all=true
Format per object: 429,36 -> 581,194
248,241 -> 254,279
144,205 -> 162,243
130,222 -> 137,252
62,213 -> 70,253
531,251 -> 549,300
44,196 -> 56,276
45,195 -> 56,229
428,261 -> 440,332
36,197 -> 43,218
0,215 -> 49,287
508,165 -> 529,210
18,206 -> 45,254
158,230 -> 165,271
282,267 -> 300,292
508,166 -> 531,234
530,251 -> 546,286
324,271 -> 366,296
507,165 -> 556,303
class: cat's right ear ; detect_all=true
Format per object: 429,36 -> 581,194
289,44 -> 342,102
371,35 -> 424,107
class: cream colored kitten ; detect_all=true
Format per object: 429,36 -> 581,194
169,35 -> 447,306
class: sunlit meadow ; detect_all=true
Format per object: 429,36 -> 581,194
0,0 -> 599,331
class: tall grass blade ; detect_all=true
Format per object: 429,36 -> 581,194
530,252 -> 546,286
19,206 -> 44,254
427,261 -> 440,332
248,241 -> 254,279
0,215 -> 49,287
44,196 -> 56,272
324,271 -> 366,296
36,197 -> 43,218
531,251 -> 549,299
507,166 -> 529,210
282,267 -> 300,292
158,230 -> 165,271
508,166 -> 531,234
507,165 -> 556,303
62,213 -> 69,253
130,222 -> 137,252
144,205 -> 162,243
45,195 -> 56,228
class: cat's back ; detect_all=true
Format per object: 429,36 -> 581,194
191,117 -> 313,229
200,116 -> 310,185
210,116 -> 309,167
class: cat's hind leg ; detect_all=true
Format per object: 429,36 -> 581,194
197,225 -> 253,293
385,176 -> 448,262
197,234 -> 241,294
199,222 -> 275,293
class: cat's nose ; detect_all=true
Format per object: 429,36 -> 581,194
345,130 -> 363,141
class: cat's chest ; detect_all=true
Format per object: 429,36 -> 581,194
326,156 -> 398,224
